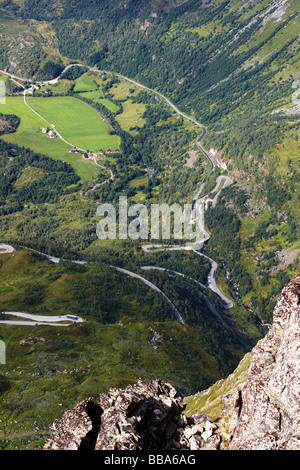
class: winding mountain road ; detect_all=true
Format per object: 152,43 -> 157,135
140,266 -> 226,324
0,64 -> 234,324
0,244 -> 85,326
0,311 -> 84,326
0,244 -> 14,254
111,266 -> 185,324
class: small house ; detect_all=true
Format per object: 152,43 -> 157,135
42,128 -> 47,134
48,130 -> 56,139
83,153 -> 89,159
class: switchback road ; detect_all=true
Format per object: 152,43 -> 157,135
0,311 -> 84,326
0,64 -> 234,323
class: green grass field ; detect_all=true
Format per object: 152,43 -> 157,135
78,90 -> 105,100
116,100 -> 146,132
27,96 -> 120,152
40,79 -> 73,95
96,98 -> 120,114
129,174 -> 148,188
73,74 -> 99,92
78,91 -> 120,113
0,73 -> 9,82
1,95 -> 120,180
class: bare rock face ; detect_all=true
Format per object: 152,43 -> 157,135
44,275 -> 300,451
44,380 -> 221,450
229,275 -> 300,450
43,398 -> 101,450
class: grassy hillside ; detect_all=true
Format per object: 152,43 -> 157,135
0,248 -> 251,449
27,96 -> 120,152
0,0 -> 299,449
1,96 -> 102,180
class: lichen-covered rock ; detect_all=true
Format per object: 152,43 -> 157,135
43,380 -> 221,450
44,398 -> 99,450
229,275 -> 300,450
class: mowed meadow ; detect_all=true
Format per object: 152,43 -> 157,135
27,96 -> 120,152
1,95 -> 120,180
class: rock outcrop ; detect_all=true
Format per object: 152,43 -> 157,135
44,380 -> 221,450
185,274 -> 300,450
44,275 -> 300,451
229,274 -> 300,450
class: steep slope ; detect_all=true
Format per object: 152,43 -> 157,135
229,273 -> 300,450
0,0 -> 69,78
186,274 -> 300,450
42,274 -> 300,450
1,0 -> 298,318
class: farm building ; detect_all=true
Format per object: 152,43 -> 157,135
48,130 -> 56,139
42,128 -> 47,134
28,85 -> 39,94
83,153 -> 89,159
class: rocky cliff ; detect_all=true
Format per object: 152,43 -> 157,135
44,275 -> 300,451
229,273 -> 300,450
43,380 -> 221,451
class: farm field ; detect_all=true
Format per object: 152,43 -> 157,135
116,100 -> 146,132
0,73 -> 8,82
78,90 -> 105,100
2,96 -> 71,156
73,74 -> 99,92
78,91 -> 120,113
1,96 -> 120,180
97,98 -> 120,114
27,96 -> 121,152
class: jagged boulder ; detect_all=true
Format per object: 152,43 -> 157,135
184,274 -> 300,450
43,398 -> 100,450
44,380 -> 221,450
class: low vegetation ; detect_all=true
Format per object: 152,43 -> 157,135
0,0 -> 299,450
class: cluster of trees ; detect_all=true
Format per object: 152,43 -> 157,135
35,60 -> 65,80
0,140 -> 80,207
223,185 -> 250,214
0,113 -> 20,135
142,104 -> 172,126
207,113 -> 293,166
1,0 -> 298,328
206,203 -> 241,266
60,66 -> 88,81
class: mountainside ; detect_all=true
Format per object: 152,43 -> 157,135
186,273 -> 300,449
43,274 -> 300,450
0,0 -> 299,451
0,0 -> 299,321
